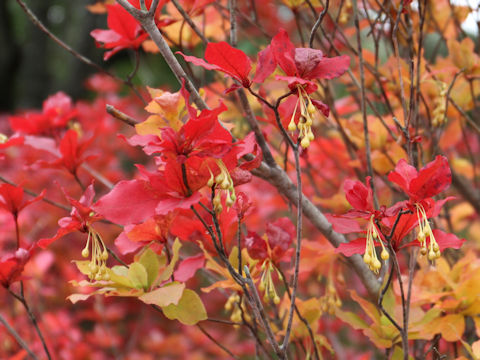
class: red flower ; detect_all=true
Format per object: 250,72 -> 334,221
90,3 -> 149,60
254,29 -> 349,147
245,218 -> 295,304
9,92 -> 77,136
329,178 -> 391,273
0,247 -> 33,288
0,183 -> 45,219
245,217 -> 295,265
38,130 -> 95,176
388,155 -> 451,204
253,29 -> 350,91
178,42 -> 252,89
38,183 -> 102,248
333,156 -> 462,270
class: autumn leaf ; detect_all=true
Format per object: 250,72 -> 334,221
161,289 -> 207,325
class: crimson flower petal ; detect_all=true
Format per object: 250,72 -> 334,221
205,42 -> 252,87
253,45 -> 276,83
344,178 -> 374,212
335,237 -> 367,256
93,179 -> 160,225
324,214 -> 363,234
270,29 -> 297,76
410,155 -> 451,199
174,254 -> 205,282
306,55 -> 350,80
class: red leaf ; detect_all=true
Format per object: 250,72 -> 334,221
388,158 -> 420,195
402,229 -> 465,251
266,217 -> 295,253
344,178 -> 373,212
177,52 -> 221,71
253,45 -> 276,83
325,214 -> 363,234
410,155 -> 451,199
107,4 -> 140,40
306,55 -> 350,80
335,237 -> 367,256
432,229 -> 465,250
270,29 -> 297,76
93,179 -> 160,225
205,42 -> 252,87
245,231 -> 268,260
174,254 -> 205,282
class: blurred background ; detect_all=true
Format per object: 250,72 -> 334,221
0,0 -> 179,112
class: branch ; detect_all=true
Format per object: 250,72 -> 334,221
171,0 -> 209,44
251,162 -> 381,298
308,0 -> 329,48
116,0 -> 208,111
106,104 -> 139,127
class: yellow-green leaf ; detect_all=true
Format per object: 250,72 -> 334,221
138,248 -> 160,289
128,262 -> 149,290
162,289 -> 207,325
391,346 -> 414,360
157,238 -> 182,284
107,265 -> 134,288
335,309 -> 369,330
139,282 -> 185,307
73,260 -> 91,276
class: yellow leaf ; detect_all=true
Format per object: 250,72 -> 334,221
448,38 -> 476,72
139,282 -> 185,307
472,340 -> 480,359
162,289 -> 207,325
349,290 -> 381,323
135,116 -> 168,137
335,309 -> 368,330
67,293 -> 93,304
73,260 -> 92,276
138,248 -> 160,289
423,314 -> 465,342
128,262 -> 149,290
157,238 -> 181,284
108,265 -> 134,288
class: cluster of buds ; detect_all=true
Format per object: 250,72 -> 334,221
258,260 -> 281,304
416,204 -> 441,260
320,283 -> 342,315
224,292 -> 250,327
432,81 -> 448,127
287,85 -> 316,149
338,0 -> 352,24
208,160 -> 236,213
81,226 -> 110,281
363,215 -> 389,273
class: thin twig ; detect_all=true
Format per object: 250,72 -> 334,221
308,0 -> 329,48
0,176 -> 70,212
196,323 -> 240,359
106,104 -> 139,127
278,268 -> 320,360
116,0 -> 208,111
0,314 -> 38,360
352,0 -> 378,208
7,288 -> 52,360
171,0 -> 209,44
281,146 -> 303,356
